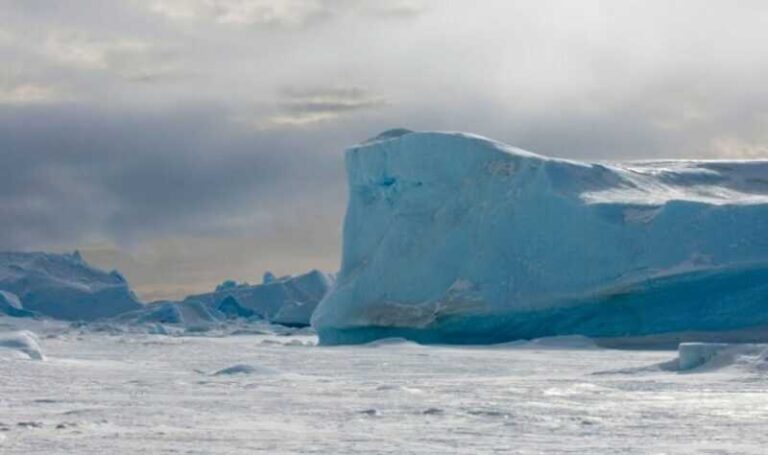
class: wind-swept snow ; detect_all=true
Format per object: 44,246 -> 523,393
313,130 -> 768,345
1,324 -> 767,454
675,342 -> 768,372
211,363 -> 279,376
0,330 -> 44,360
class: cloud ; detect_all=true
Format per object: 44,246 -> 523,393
0,68 -> 66,105
362,1 -> 427,18
0,28 -> 14,45
142,0 -> 428,27
0,103 -> 347,247
145,0 -> 329,27
282,86 -> 388,113
43,30 -> 179,81
261,86 -> 388,127
0,82 -> 63,105
709,137 -> 768,159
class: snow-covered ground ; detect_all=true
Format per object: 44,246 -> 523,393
2,320 -> 767,454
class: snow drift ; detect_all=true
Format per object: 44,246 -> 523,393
0,251 -> 142,320
113,299 -> 219,330
0,330 -> 44,360
675,342 -> 768,372
312,129 -> 768,345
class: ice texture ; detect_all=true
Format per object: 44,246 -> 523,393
217,296 -> 255,319
113,269 -> 334,328
0,290 -> 37,318
312,130 -> 768,345
0,251 -> 142,321
184,269 -> 334,327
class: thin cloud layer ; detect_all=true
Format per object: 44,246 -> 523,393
2,0 -> 767,298
145,0 -> 330,27
266,86 -> 388,126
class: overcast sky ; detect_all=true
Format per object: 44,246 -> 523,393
2,0 -> 767,300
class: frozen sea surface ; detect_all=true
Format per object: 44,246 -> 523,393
1,324 -> 767,454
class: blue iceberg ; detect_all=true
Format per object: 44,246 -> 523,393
0,251 -> 142,320
312,130 -> 768,345
181,269 -> 334,327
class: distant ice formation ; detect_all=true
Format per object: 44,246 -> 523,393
0,251 -> 142,320
115,269 -> 334,328
183,270 -> 334,327
313,130 -> 768,344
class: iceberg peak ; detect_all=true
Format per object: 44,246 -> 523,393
365,128 -> 414,143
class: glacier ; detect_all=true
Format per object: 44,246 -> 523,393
312,129 -> 768,345
0,251 -> 142,321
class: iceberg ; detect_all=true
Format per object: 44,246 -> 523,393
312,130 -> 768,345
117,269 -> 335,328
0,251 -> 142,321
183,270 -> 333,326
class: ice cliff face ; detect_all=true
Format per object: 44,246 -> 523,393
312,130 -> 768,344
0,251 -> 142,320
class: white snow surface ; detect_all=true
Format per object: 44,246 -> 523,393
211,363 -> 279,376
1,320 -> 768,454
0,330 -> 44,360
676,342 -> 768,372
313,130 -> 768,344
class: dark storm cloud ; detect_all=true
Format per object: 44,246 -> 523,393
0,103 -> 346,249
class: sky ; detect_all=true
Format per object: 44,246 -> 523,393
2,0 -> 768,300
